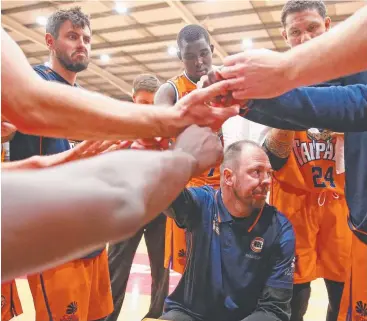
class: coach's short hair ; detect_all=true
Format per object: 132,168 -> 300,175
281,0 -> 327,27
132,74 -> 161,94
221,140 -> 263,171
46,6 -> 91,39
177,24 -> 210,50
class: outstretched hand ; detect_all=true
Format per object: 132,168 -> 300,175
219,49 -> 291,99
172,80 -> 240,131
197,69 -> 248,108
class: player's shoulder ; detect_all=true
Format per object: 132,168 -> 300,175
168,72 -> 185,83
33,64 -> 53,80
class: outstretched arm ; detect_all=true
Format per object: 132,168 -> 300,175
1,28 -> 238,141
220,5 -> 367,99
1,149 -> 195,281
247,85 -> 367,132
1,125 -> 223,281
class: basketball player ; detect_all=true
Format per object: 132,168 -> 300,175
154,24 -> 223,274
8,8 -> 113,321
1,28 -> 239,141
102,75 -> 169,321
218,5 -> 367,99
262,2 -> 357,321
205,6 -> 367,318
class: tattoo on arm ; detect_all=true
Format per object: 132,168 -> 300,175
265,130 -> 295,158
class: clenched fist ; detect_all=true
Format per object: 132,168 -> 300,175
174,125 -> 223,177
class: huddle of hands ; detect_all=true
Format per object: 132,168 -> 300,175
135,68 -> 248,175
0,67 -> 246,176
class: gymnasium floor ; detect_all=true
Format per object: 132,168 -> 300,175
13,240 -> 328,321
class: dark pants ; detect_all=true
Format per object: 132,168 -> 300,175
100,214 -> 169,321
290,279 -> 344,321
160,310 -> 197,321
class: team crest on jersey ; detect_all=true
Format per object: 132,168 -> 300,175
306,128 -> 333,142
178,249 -> 187,266
1,295 -> 5,308
250,237 -> 264,253
356,301 -> 367,320
293,129 -> 336,166
60,301 -> 79,321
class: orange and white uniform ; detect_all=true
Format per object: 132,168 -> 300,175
1,281 -> 23,321
27,248 -> 112,321
269,130 -> 352,284
164,72 -> 221,273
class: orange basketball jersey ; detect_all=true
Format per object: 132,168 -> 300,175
272,130 -> 345,195
165,72 -> 221,274
167,71 -> 221,188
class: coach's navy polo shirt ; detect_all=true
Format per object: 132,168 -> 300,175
165,186 -> 295,321
9,64 -> 103,259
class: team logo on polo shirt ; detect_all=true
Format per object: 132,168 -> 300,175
250,237 -> 264,253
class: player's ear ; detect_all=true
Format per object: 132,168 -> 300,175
177,50 -> 182,61
45,33 -> 54,50
325,16 -> 331,31
210,44 -> 214,53
132,94 -> 136,103
281,29 -> 290,47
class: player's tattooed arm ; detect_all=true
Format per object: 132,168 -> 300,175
264,129 -> 295,159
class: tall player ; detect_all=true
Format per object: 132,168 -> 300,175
155,24 -> 221,274
9,8 -> 113,321
263,1 -> 363,321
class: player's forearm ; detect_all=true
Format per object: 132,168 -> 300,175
264,130 -> 295,159
132,151 -> 196,226
1,149 -> 196,280
1,170 -> 123,281
243,109 -> 308,131
284,6 -> 367,88
8,81 -> 187,141
250,85 -> 367,132
1,28 -> 186,140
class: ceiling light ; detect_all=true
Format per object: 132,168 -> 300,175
242,38 -> 253,50
36,16 -> 47,26
100,54 -> 110,63
167,46 -> 178,56
115,3 -> 128,14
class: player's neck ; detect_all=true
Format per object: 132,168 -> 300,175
48,58 -> 77,86
184,70 -> 199,84
221,189 -> 252,218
